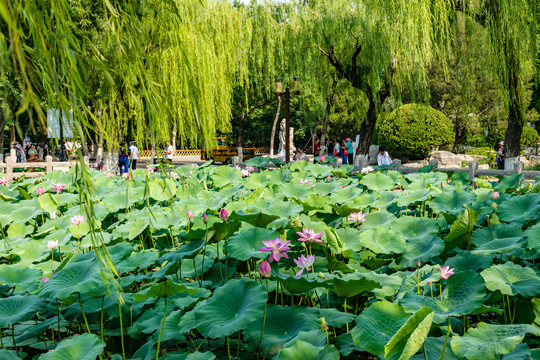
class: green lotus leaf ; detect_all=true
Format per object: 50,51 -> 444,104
480,262 -> 540,297
471,224 -> 526,256
396,265 -> 441,299
429,191 -> 475,216
68,219 -> 92,239
312,182 -> 343,196
179,247 -> 217,278
351,192 -> 379,207
0,294 -> 46,327
351,301 -> 410,357
134,280 -> 198,301
404,172 -> 448,189
395,189 -> 434,207
334,227 -> 360,252
498,193 -> 540,223
395,216 -> 440,238
395,235 -> 445,269
358,226 -> 406,254
316,308 -> 356,327
117,250 -> 159,274
195,278 -> 267,338
451,322 -> 540,360
399,271 -> 486,323
443,252 -> 493,272
306,163 -> 334,178
329,186 -> 363,205
278,274 -> 329,294
0,265 -> 42,293
385,306 -> 434,360
258,200 -> 303,219
277,340 -> 340,360
445,207 -> 479,248
39,259 -> 105,298
329,273 -> 381,298
40,193 -> 58,213
149,178 -> 177,201
226,227 -> 278,261
524,222 -> 540,252
160,240 -> 205,263
7,222 -> 34,238
38,333 -> 106,360
360,172 -> 395,191
0,349 -> 23,360
211,166 -> 242,189
371,190 -> 399,208
410,337 -> 463,360
362,211 -> 396,228
494,173 -> 523,193
279,182 -> 313,201
244,304 -> 320,354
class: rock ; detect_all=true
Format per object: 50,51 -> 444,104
355,154 -> 368,168
529,155 -> 540,167
404,160 -> 429,168
368,145 -> 379,164
429,150 -> 486,169
520,156 -> 531,169
478,164 -> 490,170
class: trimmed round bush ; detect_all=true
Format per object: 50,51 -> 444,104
520,126 -> 539,149
378,104 -> 454,159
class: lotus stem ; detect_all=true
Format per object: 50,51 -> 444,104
57,299 -> 61,341
344,298 -> 349,332
439,283 -> 443,300
440,319 -> 451,360
12,324 -> 18,356
236,330 -> 242,359
423,344 -> 428,360
216,242 -> 225,285
416,265 -> 420,294
78,293 -> 91,333
100,296 -> 105,340
155,298 -> 167,360
200,224 -> 208,282
118,295 -> 125,360
227,336 -> 231,360
50,249 -> 54,275
168,226 -> 176,251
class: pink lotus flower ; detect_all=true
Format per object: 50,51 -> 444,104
492,191 -> 499,200
187,209 -> 194,219
320,156 -> 325,162
441,181 -> 445,189
241,169 -> 249,177
0,177 -> 9,186
147,166 -> 156,174
49,211 -> 57,220
41,276 -> 49,283
47,240 -> 59,250
168,172 -> 180,179
220,209 -> 229,221
70,215 -> 85,225
247,166 -> 256,173
51,182 -> 66,193
258,260 -> 272,277
37,186 -> 44,195
294,254 -> 316,277
348,212 -> 367,222
326,175 -> 331,181
296,228 -> 323,243
259,238 -> 291,262
299,179 -> 313,186
439,266 -> 455,279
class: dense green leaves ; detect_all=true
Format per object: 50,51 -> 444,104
481,262 -> 540,297
38,333 -> 106,360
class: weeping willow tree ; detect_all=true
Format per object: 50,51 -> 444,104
257,0 -> 537,162
0,0 -> 254,154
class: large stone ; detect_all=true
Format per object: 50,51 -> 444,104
529,155 -> 540,167
478,164 -> 490,170
368,145 -> 379,164
429,151 -> 486,169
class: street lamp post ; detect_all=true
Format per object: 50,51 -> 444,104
275,77 -> 301,162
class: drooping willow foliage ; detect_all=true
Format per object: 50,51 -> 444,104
0,0 -> 538,155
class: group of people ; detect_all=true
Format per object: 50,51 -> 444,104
12,140 -> 50,163
117,142 -> 139,175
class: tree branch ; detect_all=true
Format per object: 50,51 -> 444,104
319,45 -> 346,78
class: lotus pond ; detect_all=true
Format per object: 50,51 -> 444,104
0,158 -> 539,360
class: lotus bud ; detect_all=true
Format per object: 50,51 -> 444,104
417,259 -> 421,267
319,317 -> 329,331
187,208 -> 194,219
492,191 -> 499,200
258,260 -> 271,278
37,186 -> 44,195
220,208 -> 229,221
203,213 -> 208,224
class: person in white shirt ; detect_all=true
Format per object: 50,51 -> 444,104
164,142 -> 173,162
377,146 -> 392,166
129,142 -> 138,170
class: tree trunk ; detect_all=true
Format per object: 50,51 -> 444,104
356,99 -> 379,156
503,43 -> 524,166
320,100 -> 331,153
270,96 -> 282,157
237,113 -> 246,147
0,109 -> 5,156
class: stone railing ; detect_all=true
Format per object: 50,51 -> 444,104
0,151 -> 89,180
138,148 -> 269,158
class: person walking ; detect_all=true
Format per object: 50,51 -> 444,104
164,142 -> 173,163
346,138 -> 354,165
118,145 -> 129,175
333,139 -> 340,158
129,141 -> 138,170
341,140 -> 348,164
496,141 -> 504,170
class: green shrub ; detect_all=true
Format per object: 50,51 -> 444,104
520,126 -> 539,148
377,104 -> 454,159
